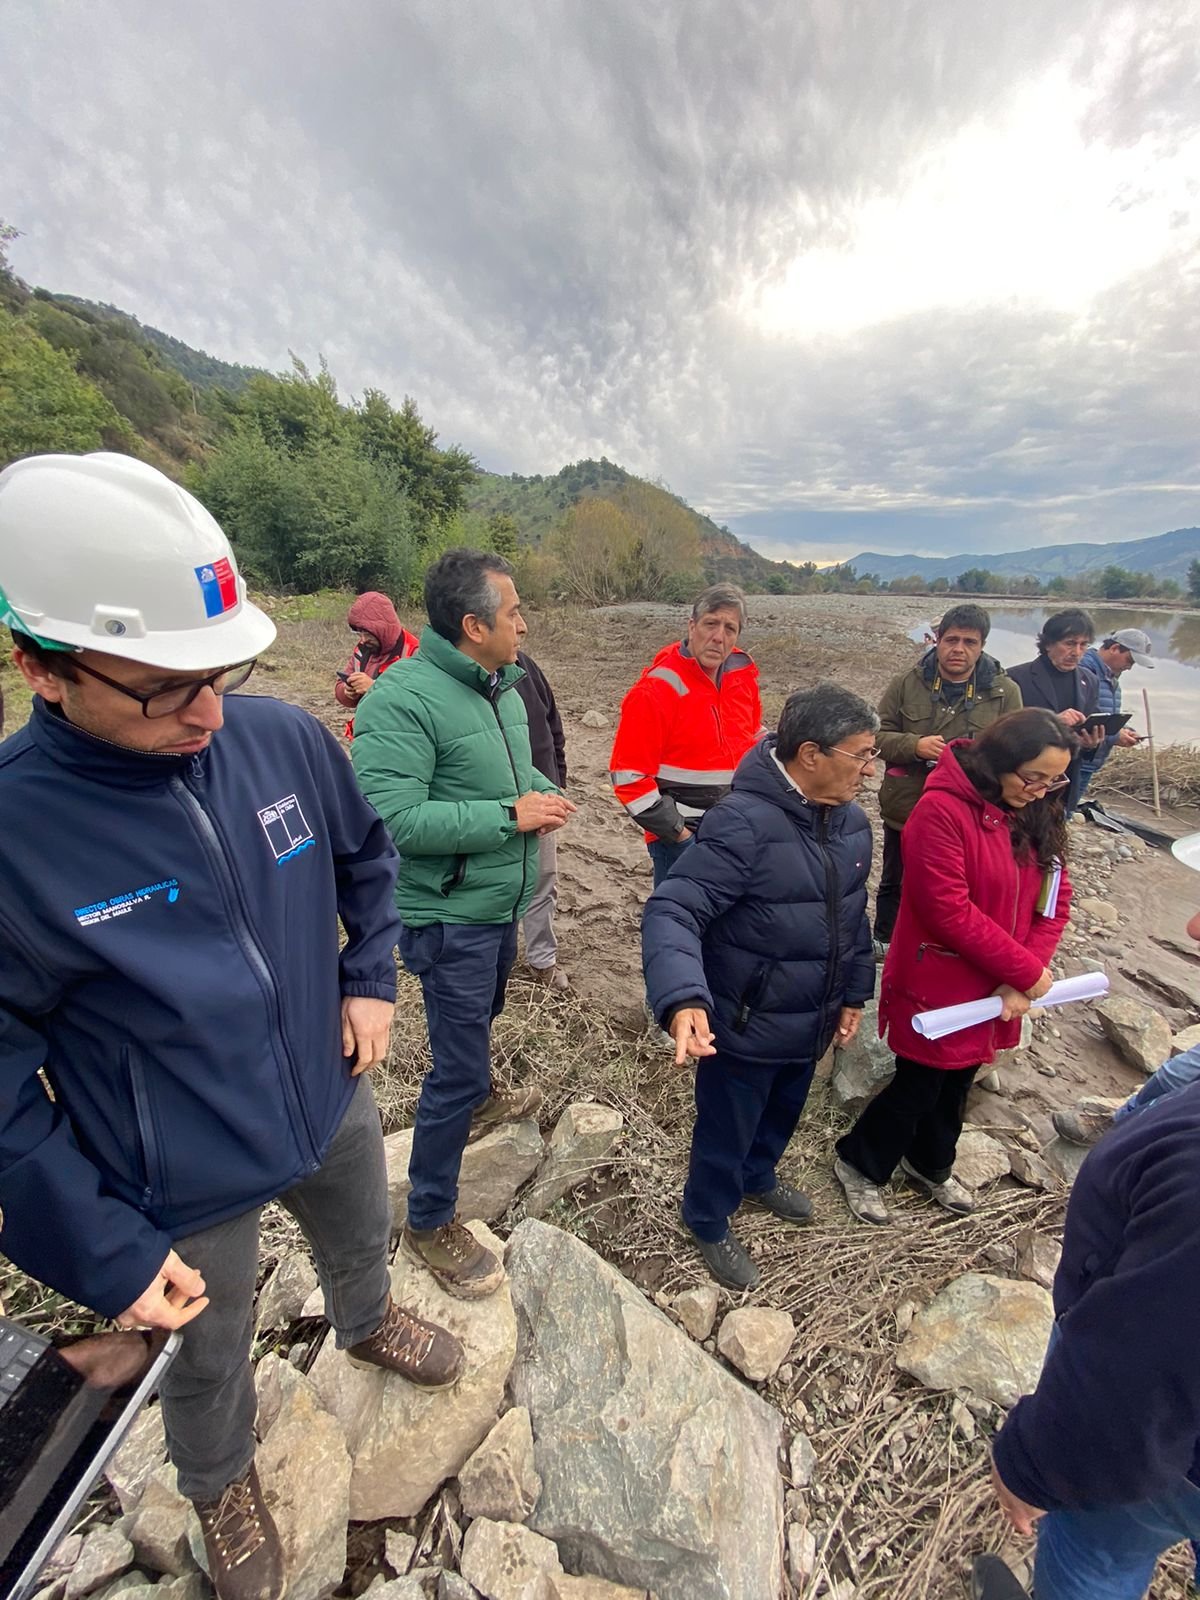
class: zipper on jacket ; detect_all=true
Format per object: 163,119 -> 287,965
733,964 -> 770,1032
916,942 -> 961,962
440,854 -> 468,897
123,1044 -> 161,1208
488,683 -> 533,919
816,810 -> 841,1013
170,773 -> 321,1171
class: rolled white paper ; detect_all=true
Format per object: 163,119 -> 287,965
912,972 -> 1109,1041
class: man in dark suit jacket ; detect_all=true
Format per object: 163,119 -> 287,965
516,649 -> 569,990
1008,610 -> 1104,813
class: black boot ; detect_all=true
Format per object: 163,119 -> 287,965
971,1553 -> 1028,1599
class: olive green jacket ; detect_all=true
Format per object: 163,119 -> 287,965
877,652 -> 1022,831
352,627 -> 560,925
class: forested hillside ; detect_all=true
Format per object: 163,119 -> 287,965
0,226 -> 819,600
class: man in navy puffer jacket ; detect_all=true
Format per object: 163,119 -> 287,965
0,453 -> 462,1600
643,683 -> 877,1289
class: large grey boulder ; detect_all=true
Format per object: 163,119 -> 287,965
1096,996 -> 1171,1075
897,1272 -> 1053,1407
385,1124 -> 544,1226
506,1219 -> 784,1600
308,1221 -> 516,1519
523,1103 -> 624,1219
830,1002 -> 893,1113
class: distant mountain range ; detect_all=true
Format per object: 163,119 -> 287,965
849,526 -> 1200,585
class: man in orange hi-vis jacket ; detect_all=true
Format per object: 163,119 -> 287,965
610,584 -> 762,887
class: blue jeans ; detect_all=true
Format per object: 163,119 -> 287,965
1031,1325 -> 1200,1598
1035,1478 -> 1200,1598
647,834 -> 694,888
1112,1043 -> 1200,1125
399,918 -> 519,1229
682,1051 -> 817,1241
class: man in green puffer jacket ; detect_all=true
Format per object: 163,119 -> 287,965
353,550 -> 575,1298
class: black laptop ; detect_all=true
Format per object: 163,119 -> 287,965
0,1319 -> 180,1600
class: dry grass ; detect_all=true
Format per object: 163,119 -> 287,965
1094,742 -> 1200,811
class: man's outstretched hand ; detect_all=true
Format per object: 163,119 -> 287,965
117,1250 -> 208,1331
669,1007 -> 717,1067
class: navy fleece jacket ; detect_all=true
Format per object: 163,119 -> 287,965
994,1080 -> 1200,1508
0,695 -> 401,1318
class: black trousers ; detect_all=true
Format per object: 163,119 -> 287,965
873,824 -> 904,943
835,1056 -> 979,1185
682,1051 -> 817,1241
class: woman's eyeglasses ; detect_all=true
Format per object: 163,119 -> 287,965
70,659 -> 258,718
1018,771 -> 1070,795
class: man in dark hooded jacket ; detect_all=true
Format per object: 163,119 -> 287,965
643,683 -> 877,1289
874,604 -> 1021,949
335,591 -> 420,738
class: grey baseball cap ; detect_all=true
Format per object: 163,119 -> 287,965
1106,627 -> 1155,667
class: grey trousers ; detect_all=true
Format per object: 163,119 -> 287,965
160,1075 -> 392,1499
521,832 -> 559,970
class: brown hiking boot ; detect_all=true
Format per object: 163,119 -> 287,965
527,963 -> 570,993
193,1463 -> 285,1600
466,1082 -> 543,1143
401,1220 -> 506,1299
346,1296 -> 465,1389
1052,1106 -> 1112,1147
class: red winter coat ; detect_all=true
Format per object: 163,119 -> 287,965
335,591 -> 419,737
879,742 -> 1072,1069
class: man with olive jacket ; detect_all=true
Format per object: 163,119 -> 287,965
874,605 -> 1021,948
643,683 -> 877,1289
353,549 -> 575,1300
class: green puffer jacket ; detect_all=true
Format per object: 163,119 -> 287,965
351,627 -> 560,925
877,650 -> 1022,831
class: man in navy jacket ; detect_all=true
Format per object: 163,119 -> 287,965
643,683 -> 877,1289
0,454 -> 461,1600
981,908 -> 1200,1600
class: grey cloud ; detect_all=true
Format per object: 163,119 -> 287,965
3,0 -> 1199,558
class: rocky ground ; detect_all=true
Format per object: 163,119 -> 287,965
9,592 -> 1200,1600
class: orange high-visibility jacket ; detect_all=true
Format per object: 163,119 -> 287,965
609,640 -> 762,842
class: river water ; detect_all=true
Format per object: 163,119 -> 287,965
907,605 -> 1200,746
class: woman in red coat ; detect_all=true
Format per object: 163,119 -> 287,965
334,590 -> 419,738
835,708 -> 1075,1224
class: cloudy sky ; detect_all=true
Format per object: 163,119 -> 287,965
5,1 -> 1200,564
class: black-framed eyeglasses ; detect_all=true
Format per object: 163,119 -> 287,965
824,744 -> 882,767
70,658 -> 257,718
1018,771 -> 1070,794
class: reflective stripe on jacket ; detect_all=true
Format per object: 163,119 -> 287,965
608,640 -> 761,842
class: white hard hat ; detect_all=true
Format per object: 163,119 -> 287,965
0,452 -> 276,670
1172,832 -> 1200,873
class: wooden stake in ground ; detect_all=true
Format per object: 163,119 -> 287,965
1142,686 -> 1161,818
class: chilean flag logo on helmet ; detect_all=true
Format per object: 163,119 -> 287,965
194,556 -> 239,618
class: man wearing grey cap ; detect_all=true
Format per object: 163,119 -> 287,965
1075,628 -> 1152,808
